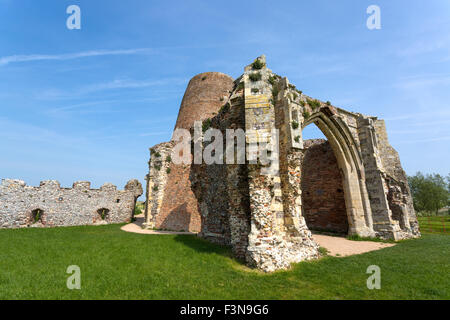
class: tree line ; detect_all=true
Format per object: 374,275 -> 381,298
408,172 -> 449,216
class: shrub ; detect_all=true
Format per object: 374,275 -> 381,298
251,88 -> 259,94
154,165 -> 161,171
154,151 -> 161,158
291,120 -> 299,130
303,111 -> 310,119
326,101 -> 331,106
236,82 -> 244,91
294,136 -> 300,143
272,87 -> 279,101
268,76 -> 276,85
292,92 -> 298,100
307,98 -> 321,110
251,59 -> 265,70
166,168 -> 171,174
202,118 -> 212,132
299,100 -> 305,107
219,104 -> 230,113
249,72 -> 262,82
152,185 -> 159,192
166,155 -> 172,163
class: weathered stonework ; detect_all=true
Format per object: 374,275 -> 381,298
0,179 -> 142,229
145,55 -> 420,272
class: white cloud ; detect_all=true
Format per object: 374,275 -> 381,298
0,48 -> 155,66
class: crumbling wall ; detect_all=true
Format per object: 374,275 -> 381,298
144,142 -> 173,229
243,57 -> 319,272
373,120 -> 420,237
190,81 -> 251,257
0,179 -> 142,229
301,139 -> 348,234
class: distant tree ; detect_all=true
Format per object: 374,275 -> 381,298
408,172 -> 449,214
447,174 -> 450,206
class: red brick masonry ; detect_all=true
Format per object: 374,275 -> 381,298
156,72 -> 234,232
301,139 -> 348,234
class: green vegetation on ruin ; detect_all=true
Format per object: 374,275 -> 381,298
306,98 -> 321,110
303,111 -> 310,119
268,75 -> 276,86
202,118 -> 212,132
251,59 -> 265,70
0,224 -> 447,299
249,72 -> 262,82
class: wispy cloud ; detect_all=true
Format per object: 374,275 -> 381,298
36,78 -> 187,100
0,48 -> 155,66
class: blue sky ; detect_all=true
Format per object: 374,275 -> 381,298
0,0 -> 449,190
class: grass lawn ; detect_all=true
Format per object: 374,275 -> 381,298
0,224 -> 448,300
418,215 -> 449,235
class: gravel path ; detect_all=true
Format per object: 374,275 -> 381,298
120,215 -> 196,235
312,234 -> 395,257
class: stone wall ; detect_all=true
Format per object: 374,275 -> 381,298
374,120 -> 420,238
301,139 -> 348,234
190,80 -> 251,257
0,179 -> 142,229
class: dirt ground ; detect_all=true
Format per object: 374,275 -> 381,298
312,234 -> 395,257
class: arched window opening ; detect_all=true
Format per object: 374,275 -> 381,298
31,209 -> 43,224
97,208 -> 110,220
301,123 -> 349,235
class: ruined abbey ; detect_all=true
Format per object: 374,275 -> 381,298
144,55 -> 420,272
0,55 -> 420,272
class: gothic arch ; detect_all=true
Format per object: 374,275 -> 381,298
302,108 -> 374,237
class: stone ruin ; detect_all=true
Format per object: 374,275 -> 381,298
145,55 -> 420,272
0,179 -> 143,229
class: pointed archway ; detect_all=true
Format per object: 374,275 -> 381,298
301,107 -> 375,237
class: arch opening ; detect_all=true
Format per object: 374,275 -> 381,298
97,208 -> 110,220
31,209 -> 44,224
301,123 -> 349,235
299,109 -> 374,238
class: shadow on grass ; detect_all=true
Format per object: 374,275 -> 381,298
172,234 -> 248,266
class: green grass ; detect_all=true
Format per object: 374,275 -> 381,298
0,225 -> 448,300
418,215 -> 449,235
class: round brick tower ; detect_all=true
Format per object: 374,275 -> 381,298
174,72 -> 234,130
155,72 -> 234,232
